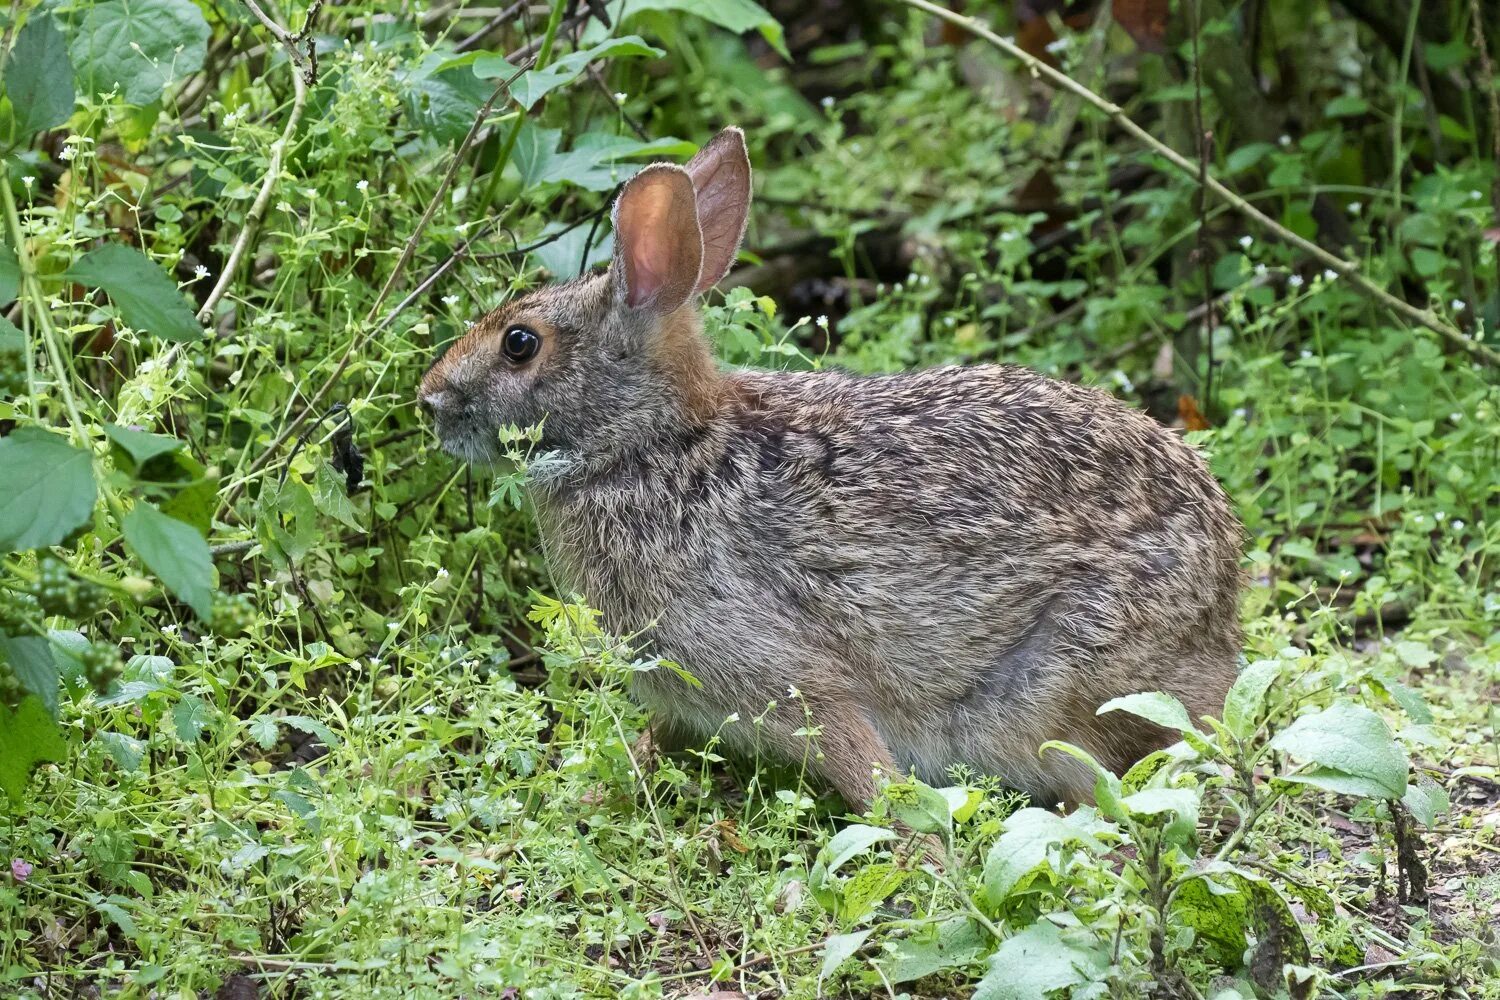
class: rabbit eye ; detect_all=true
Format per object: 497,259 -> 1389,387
501,325 -> 540,364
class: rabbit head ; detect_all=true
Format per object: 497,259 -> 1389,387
420,127 -> 752,465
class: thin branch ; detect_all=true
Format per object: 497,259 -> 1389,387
896,0 -> 1499,366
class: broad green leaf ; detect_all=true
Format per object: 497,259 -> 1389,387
401,52 -> 495,143
1098,691 -> 1196,734
1271,701 -> 1409,800
0,633 -> 60,716
0,246 -> 18,304
883,778 -> 952,835
530,221 -> 614,279
98,731 -> 146,771
69,0 -> 210,105
1119,786 -> 1200,818
477,37 -> 665,110
104,423 -> 184,471
883,915 -> 989,984
0,426 -> 97,553
512,124 -> 693,192
6,14 -> 75,138
313,461 -> 364,531
281,714 -> 340,749
982,808 -> 1073,905
65,244 -> 204,343
1171,867 -> 1311,973
818,929 -> 870,985
122,502 -> 214,620
1402,774 -> 1448,827
0,695 -> 68,806
1223,658 -> 1282,739
972,921 -> 1106,1000
172,693 -> 213,743
247,716 -> 279,750
839,862 -> 907,923
585,0 -> 787,59
819,823 -> 897,875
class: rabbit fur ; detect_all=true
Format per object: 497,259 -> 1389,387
421,126 -> 1243,810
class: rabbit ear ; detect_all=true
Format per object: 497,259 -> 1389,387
684,127 -> 751,295
611,163 -> 704,314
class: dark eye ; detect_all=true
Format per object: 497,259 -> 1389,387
501,325 -> 540,364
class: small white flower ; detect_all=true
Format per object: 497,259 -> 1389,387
816,314 -> 828,328
1449,412 -> 1463,424
387,621 -> 400,630
59,146 -> 75,161
1254,263 -> 1268,276
1470,190 -> 1483,200
787,684 -> 801,699
1412,514 -> 1425,525
1288,274 -> 1305,288
1278,134 -> 1292,147
1322,268 -> 1337,281
613,91 -> 627,103
193,265 -> 210,280
1435,510 -> 1446,521
820,96 -> 835,110
1347,201 -> 1362,214
356,179 -> 370,192
1044,38 -> 1068,54
435,567 -> 449,579
1451,299 -> 1466,312
999,231 -> 1017,242
442,294 -> 459,306
1338,568 -> 1352,580
1233,407 -> 1247,418
1451,519 -> 1465,531
351,51 -> 365,64
725,712 -> 740,723
1300,349 -> 1313,359
421,705 -> 436,715
1239,235 -> 1253,249
21,176 -> 32,188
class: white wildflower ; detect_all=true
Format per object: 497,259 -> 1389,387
442,295 -> 459,306
1449,412 -> 1462,423
1451,519 -> 1465,531
356,179 -> 370,192
820,95 -> 835,110
1254,263 -> 1268,276
1288,274 -> 1305,288
1322,269 -> 1337,281
387,621 -> 400,630
613,91 -> 627,104
193,265 -> 210,280
1239,235 -> 1253,249
816,314 -> 828,328
1435,510 -> 1446,521
1347,201 -> 1362,214
1278,134 -> 1292,146
1451,299 -> 1466,312
787,684 -> 801,699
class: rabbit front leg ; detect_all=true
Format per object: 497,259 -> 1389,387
799,701 -> 901,815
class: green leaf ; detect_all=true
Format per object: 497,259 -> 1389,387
983,808 -> 1073,906
281,714 -> 339,749
1402,774 -> 1448,827
247,716 -> 279,750
883,915 -> 989,984
0,426 -> 97,553
1271,702 -> 1409,800
1120,786 -> 1201,818
171,693 -> 213,743
478,37 -> 664,110
312,461 -> 364,531
1098,691 -> 1197,734
883,778 -> 952,835
818,929 -> 871,985
6,14 -> 75,138
122,502 -> 214,620
65,244 -> 204,343
402,52 -> 495,144
839,862 -> 908,923
1171,867 -> 1311,974
0,695 -> 68,806
512,124 -> 694,192
1223,658 -> 1282,739
69,0 -> 210,105
104,423 -> 184,471
972,921 -> 1106,1000
586,0 -> 787,59
819,823 -> 897,875
98,731 -> 146,771
0,633 -> 61,716
0,246 -> 18,305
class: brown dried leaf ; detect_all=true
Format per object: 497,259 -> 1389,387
1113,0 -> 1169,51
1178,394 -> 1210,431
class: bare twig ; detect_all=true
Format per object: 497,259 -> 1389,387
896,0 -> 1499,366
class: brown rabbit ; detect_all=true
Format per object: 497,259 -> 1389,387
421,127 -> 1243,810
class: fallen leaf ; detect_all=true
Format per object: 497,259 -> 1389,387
1114,0 -> 1169,51
1178,394 -> 1210,430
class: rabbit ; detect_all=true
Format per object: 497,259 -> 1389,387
420,126 -> 1244,811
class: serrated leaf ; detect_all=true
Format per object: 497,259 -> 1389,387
0,695 -> 68,806
972,921 -> 1106,1000
818,929 -> 870,985
0,427 -> 97,553
6,14 -> 75,138
69,0 -> 210,105
839,862 -> 908,923
104,423 -> 184,471
65,244 -> 203,343
171,693 -> 213,743
281,714 -> 339,749
1271,702 -> 1409,800
123,502 -> 214,620
312,462 -> 364,531
98,731 -> 145,771
1223,658 -> 1282,739
1098,690 -> 1196,734
247,716 -> 279,750
0,633 -> 60,716
983,808 -> 1072,905
477,36 -> 664,110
